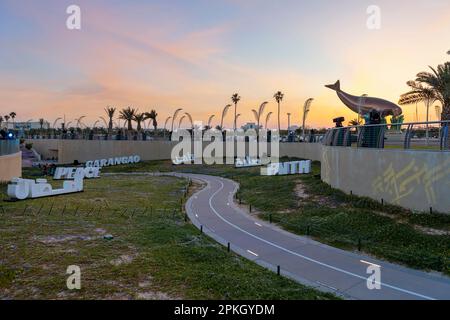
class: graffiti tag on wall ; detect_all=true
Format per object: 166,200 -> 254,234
372,158 -> 450,205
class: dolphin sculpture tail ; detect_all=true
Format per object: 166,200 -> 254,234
325,80 -> 340,91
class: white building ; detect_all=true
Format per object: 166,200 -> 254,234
6,121 -> 51,130
241,122 -> 262,131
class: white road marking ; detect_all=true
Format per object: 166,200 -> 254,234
255,222 -> 263,227
247,250 -> 259,257
360,260 -> 381,268
204,178 -> 435,301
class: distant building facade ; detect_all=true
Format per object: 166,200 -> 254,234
5,121 -> 50,130
241,122 -> 262,131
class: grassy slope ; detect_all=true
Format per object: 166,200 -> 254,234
102,160 -> 450,275
0,174 -> 335,300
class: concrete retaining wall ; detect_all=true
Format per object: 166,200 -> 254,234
26,139 -> 450,213
28,139 -> 278,164
279,143 -> 323,162
0,152 -> 22,182
321,147 -> 450,213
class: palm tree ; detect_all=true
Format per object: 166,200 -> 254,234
412,61 -> 450,121
9,112 -> 16,126
231,94 -> 241,131
273,91 -> 284,132
39,118 -> 45,133
265,112 -> 273,129
133,113 -> 146,132
145,110 -> 158,133
104,107 -> 116,133
171,108 -> 183,132
251,102 -> 268,133
302,98 -> 314,138
348,119 -> 362,126
4,115 -> 10,127
220,104 -> 232,130
399,81 -> 438,143
119,107 -> 137,131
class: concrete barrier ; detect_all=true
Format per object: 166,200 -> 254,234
0,152 -> 22,182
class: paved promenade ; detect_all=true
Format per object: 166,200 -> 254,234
181,173 -> 450,300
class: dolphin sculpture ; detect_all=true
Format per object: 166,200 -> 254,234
325,80 -> 402,117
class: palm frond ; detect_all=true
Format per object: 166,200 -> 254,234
207,115 -> 215,128
178,115 -> 186,128
259,101 -> 268,115
173,109 -> 183,122
251,109 -> 259,122
185,113 -> 194,127
222,104 -> 231,119
303,98 -> 314,113
265,112 -> 273,128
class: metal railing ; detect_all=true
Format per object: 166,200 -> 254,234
322,120 -> 450,151
0,139 -> 20,156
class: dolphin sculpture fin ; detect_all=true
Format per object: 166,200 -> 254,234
325,80 -> 340,91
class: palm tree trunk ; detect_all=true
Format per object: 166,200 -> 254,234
426,100 -> 430,145
277,102 -> 281,132
234,103 -> 237,131
442,104 -> 450,121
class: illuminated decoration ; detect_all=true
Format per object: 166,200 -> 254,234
54,167 -> 100,180
261,160 -> 311,176
86,155 -> 140,168
235,157 -> 261,168
173,153 -> 194,165
325,80 -> 403,117
7,177 -> 83,200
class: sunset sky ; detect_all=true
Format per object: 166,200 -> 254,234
1,0 -> 449,128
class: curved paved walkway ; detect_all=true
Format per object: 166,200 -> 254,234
178,173 -> 450,300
